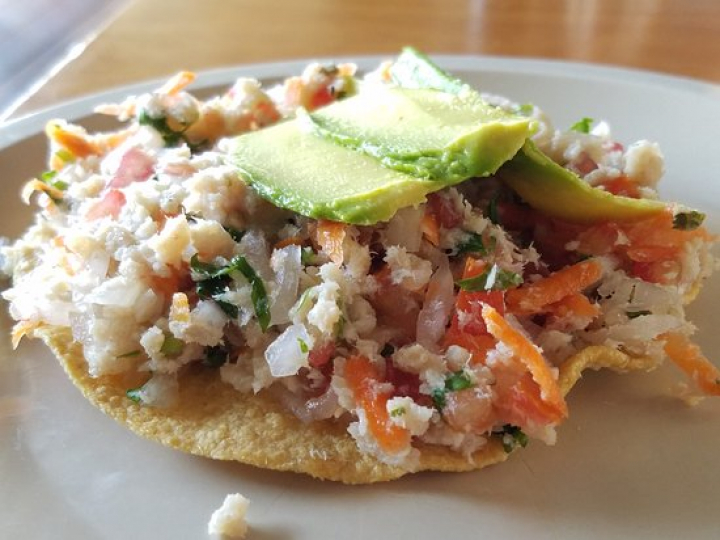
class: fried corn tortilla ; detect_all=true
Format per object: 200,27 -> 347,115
38,324 -> 655,484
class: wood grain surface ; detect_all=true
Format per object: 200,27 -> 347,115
13,0 -> 720,116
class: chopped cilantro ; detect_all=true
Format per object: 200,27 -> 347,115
190,254 -> 270,330
55,148 -> 75,163
431,388 -> 447,410
456,264 -> 523,292
673,210 -> 705,231
499,424 -> 529,453
126,387 -> 144,403
139,110 -> 185,146
160,335 -> 184,357
224,226 -> 245,243
627,310 -> 651,319
298,338 -> 310,354
231,256 -> 271,331
454,232 -> 496,256
515,103 -> 535,116
445,371 -> 474,391
116,350 -> 141,359
203,344 -> 229,368
39,170 -> 69,191
301,246 -> 318,265
432,370 -> 475,410
390,406 -> 406,418
570,117 -> 594,134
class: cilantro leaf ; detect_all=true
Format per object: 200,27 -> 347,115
673,210 -> 705,231
570,117 -> 594,134
499,424 -> 529,453
456,264 -> 523,292
126,387 -> 143,403
190,254 -> 270,330
626,310 -> 651,320
454,232 -> 495,256
445,371 -> 473,391
432,370 -> 475,410
138,110 -> 185,146
160,335 -> 184,357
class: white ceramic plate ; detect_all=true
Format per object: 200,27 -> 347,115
1,57 -> 719,540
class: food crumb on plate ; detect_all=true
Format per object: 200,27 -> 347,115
208,493 -> 250,539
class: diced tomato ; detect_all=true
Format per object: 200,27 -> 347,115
426,192 -> 463,228
108,147 -> 155,188
385,358 -> 431,406
630,260 -> 680,284
493,371 -> 567,428
309,85 -> 335,110
85,189 -> 126,221
370,265 -> 421,345
308,341 -> 336,369
572,152 -> 598,176
598,176 -> 641,198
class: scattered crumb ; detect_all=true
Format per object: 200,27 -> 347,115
208,493 -> 250,539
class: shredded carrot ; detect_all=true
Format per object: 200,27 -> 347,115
482,304 -> 568,418
21,179 -> 65,205
506,258 -> 603,315
344,356 -> 412,454
662,332 -> 720,396
315,219 -> 346,264
274,236 -> 304,250
547,293 -> 600,321
421,213 -> 440,246
45,121 -> 99,159
158,71 -> 196,96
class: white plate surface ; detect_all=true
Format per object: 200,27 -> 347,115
1,56 -> 719,540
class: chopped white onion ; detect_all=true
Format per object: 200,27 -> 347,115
416,256 -> 454,350
384,206 -> 424,252
86,276 -> 145,308
264,323 -> 314,377
271,384 -> 339,423
270,244 -> 301,325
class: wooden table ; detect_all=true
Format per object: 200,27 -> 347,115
14,0 -> 720,117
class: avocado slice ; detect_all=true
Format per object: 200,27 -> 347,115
389,48 -> 668,223
497,141 -> 666,223
306,86 -> 535,183
390,47 -> 470,95
231,119 -> 437,225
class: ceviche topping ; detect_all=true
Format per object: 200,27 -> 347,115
2,48 -> 718,471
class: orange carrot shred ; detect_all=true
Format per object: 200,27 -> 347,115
662,332 -> 720,396
45,121 -> 99,159
547,293 -> 600,320
344,356 -> 412,454
482,304 -> 568,418
506,258 -> 603,316
158,71 -> 196,95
